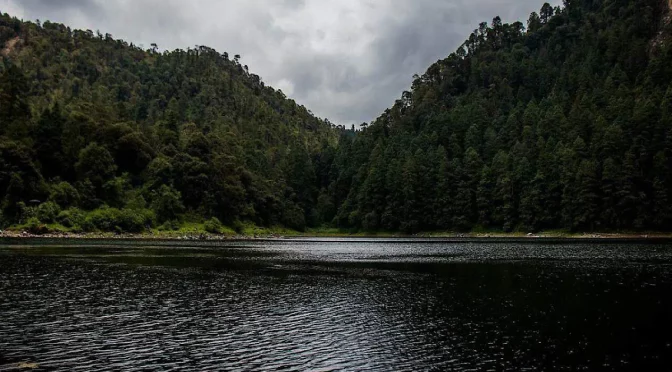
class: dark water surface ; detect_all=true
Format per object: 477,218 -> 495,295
1,238 -> 672,371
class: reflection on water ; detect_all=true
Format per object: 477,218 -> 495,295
1,239 -> 672,371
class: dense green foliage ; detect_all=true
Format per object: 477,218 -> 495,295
2,0 -> 672,234
0,12 -> 342,232
325,0 -> 672,233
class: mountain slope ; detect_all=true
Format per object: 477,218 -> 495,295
0,13 -> 341,232
2,0 -> 672,235
327,0 -> 672,233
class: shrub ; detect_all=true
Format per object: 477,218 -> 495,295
158,220 -> 180,231
282,203 -> 306,232
118,208 -> 154,233
82,207 -> 154,233
76,179 -> 101,210
125,193 -> 147,210
14,202 -> 37,225
204,217 -> 223,234
56,208 -> 86,228
151,185 -> 184,223
85,207 -> 122,231
75,143 -> 116,187
232,219 -> 245,234
103,175 -> 132,208
37,201 -> 61,224
79,218 -> 95,233
49,181 -> 80,208
26,217 -> 49,235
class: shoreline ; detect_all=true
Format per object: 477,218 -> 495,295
0,230 -> 668,241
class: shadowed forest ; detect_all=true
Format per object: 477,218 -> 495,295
1,0 -> 672,234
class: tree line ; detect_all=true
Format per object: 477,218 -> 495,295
1,0 -> 672,234
323,0 -> 672,233
0,13 -> 343,233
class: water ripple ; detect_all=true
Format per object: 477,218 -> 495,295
1,241 -> 672,370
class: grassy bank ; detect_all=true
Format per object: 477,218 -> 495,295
1,221 -> 669,240
4,204 -> 668,240
1,220 -> 289,239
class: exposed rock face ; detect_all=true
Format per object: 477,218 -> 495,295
0,36 -> 20,57
650,0 -> 672,53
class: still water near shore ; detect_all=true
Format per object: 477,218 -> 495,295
1,238 -> 672,371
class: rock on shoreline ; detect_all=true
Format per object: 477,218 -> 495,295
0,229 -> 663,240
0,230 -> 261,241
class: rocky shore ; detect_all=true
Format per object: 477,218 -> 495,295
0,230 -> 285,241
0,229 -> 665,241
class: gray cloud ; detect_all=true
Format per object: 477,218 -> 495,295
3,0 -> 560,125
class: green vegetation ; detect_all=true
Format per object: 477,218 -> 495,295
2,0 -> 672,235
0,11 -> 343,234
326,0 -> 672,233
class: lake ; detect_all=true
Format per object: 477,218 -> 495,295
1,238 -> 672,371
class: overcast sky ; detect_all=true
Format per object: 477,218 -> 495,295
1,0 -> 558,125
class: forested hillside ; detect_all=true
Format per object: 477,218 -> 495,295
327,0 -> 672,233
2,0 -> 672,235
0,12 -> 345,233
